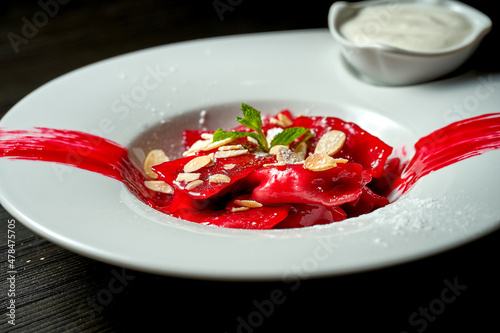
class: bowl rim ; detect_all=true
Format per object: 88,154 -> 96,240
328,0 -> 492,57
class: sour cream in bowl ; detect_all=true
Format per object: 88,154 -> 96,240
328,0 -> 492,85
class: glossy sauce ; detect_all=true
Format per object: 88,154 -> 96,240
340,3 -> 473,52
0,128 -> 171,212
398,113 -> 500,193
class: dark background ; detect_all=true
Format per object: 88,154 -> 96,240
1,1 -> 499,332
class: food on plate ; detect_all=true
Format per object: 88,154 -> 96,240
144,103 -> 396,228
1,105 -> 499,229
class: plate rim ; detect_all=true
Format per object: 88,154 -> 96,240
1,29 -> 499,281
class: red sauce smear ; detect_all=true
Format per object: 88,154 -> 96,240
397,113 -> 500,193
0,128 -> 172,213
1,113 -> 499,227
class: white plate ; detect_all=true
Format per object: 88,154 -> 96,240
1,30 -> 499,280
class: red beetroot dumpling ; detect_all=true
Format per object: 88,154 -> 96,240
153,150 -> 276,199
173,204 -> 291,229
294,116 -> 393,177
341,186 -> 389,218
275,204 -> 347,229
238,163 -> 371,207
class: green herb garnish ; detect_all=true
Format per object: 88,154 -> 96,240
212,103 -> 309,152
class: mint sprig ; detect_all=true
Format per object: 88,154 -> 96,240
270,127 -> 310,147
237,104 -> 263,132
212,103 -> 309,153
212,128 -> 261,145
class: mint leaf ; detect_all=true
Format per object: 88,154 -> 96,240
213,128 -> 253,141
294,129 -> 314,147
237,103 -> 263,131
212,128 -> 264,149
270,127 -> 309,147
211,104 -> 311,153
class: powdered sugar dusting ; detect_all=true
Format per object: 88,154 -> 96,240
379,197 -> 442,235
266,127 -> 283,144
360,193 -> 478,239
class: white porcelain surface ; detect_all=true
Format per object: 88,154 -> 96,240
328,0 -> 492,85
0,30 -> 499,280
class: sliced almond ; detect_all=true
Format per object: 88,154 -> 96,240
218,144 -> 244,151
183,139 -> 212,156
143,149 -> 169,179
200,133 -> 214,140
276,147 -> 303,164
231,206 -> 250,212
175,173 -> 201,182
208,174 -> 231,183
270,113 -> 293,128
144,180 -> 174,194
294,142 -> 308,160
304,152 -> 339,171
314,130 -> 346,156
201,137 -> 235,151
206,153 -> 215,168
246,136 -> 259,145
185,179 -> 204,190
183,155 -> 213,173
269,117 -> 281,126
278,113 -> 293,127
234,199 -> 263,208
269,145 -> 289,155
214,149 -> 248,158
224,164 -> 236,170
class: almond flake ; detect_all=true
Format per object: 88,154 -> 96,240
269,145 -> 289,155
234,199 -> 263,208
183,139 -> 212,156
200,133 -> 214,140
214,149 -> 248,158
278,113 -> 293,127
201,137 -> 235,151
224,164 -> 236,170
143,149 -> 169,179
247,136 -> 259,145
304,152 -> 339,171
218,144 -> 244,151
269,117 -> 280,126
176,173 -> 201,182
207,153 -> 215,166
276,147 -> 303,164
208,174 -> 231,183
231,206 -> 250,212
294,142 -> 308,159
144,180 -> 174,194
185,179 -> 204,190
270,113 -> 293,128
183,155 -> 213,173
314,130 -> 346,156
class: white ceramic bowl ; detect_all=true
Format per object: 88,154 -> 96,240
328,0 -> 492,85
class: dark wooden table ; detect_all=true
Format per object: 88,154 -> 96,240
1,1 -> 499,332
